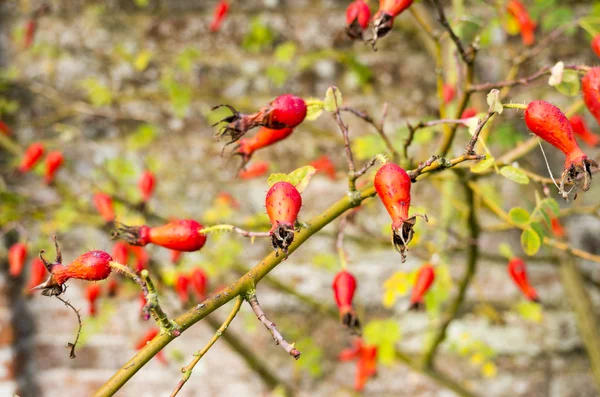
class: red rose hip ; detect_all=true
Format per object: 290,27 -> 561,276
266,181 -> 302,254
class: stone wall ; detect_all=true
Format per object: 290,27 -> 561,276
1,1 -> 600,396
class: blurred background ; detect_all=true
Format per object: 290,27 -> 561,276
1,0 -> 600,396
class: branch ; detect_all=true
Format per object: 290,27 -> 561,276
246,292 -> 301,359
170,296 -> 243,397
331,89 -> 357,191
422,182 -> 479,368
236,266 -> 479,397
559,257 -> 600,393
199,224 -> 271,238
430,0 -> 475,65
93,153 -> 483,397
141,270 -> 179,335
464,111 -> 496,155
55,296 -> 83,359
108,261 -> 148,296
468,64 -> 589,93
340,104 -> 400,162
204,315 -> 294,393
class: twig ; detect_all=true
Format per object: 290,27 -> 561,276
430,0 -> 474,65
559,256 -> 600,393
199,224 -> 271,238
170,296 -> 243,397
464,112 -> 495,155
468,64 -> 590,93
340,104 -> 399,162
108,261 -> 148,296
408,154 -> 485,181
141,270 -> 180,336
246,292 -> 300,359
353,155 -> 383,180
331,89 -> 357,191
55,296 -> 83,359
422,182 -> 479,368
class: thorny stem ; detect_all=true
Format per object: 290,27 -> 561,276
246,292 -> 301,360
422,183 -> 479,368
108,261 -> 148,296
438,61 -> 475,156
55,296 -> 83,359
409,5 -> 450,151
468,64 -> 589,93
430,0 -> 475,65
140,270 -> 179,336
340,104 -> 399,162
464,111 -> 496,155
353,155 -> 383,179
199,224 -> 271,238
93,153 -> 484,397
170,296 -> 243,397
331,88 -> 357,192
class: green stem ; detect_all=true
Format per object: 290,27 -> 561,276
140,270 -> 178,335
559,257 -> 600,393
422,181 -> 479,368
170,297 -> 243,397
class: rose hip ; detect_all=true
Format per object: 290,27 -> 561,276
115,219 -> 207,252
265,181 -> 302,254
213,94 -> 307,144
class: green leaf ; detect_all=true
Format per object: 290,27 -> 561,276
274,42 -> 297,63
242,18 -> 274,53
521,227 -> 541,256
266,65 -> 288,87
323,86 -> 342,112
267,165 -> 316,193
509,207 -> 530,227
500,166 -> 530,184
134,0 -> 149,7
176,47 -> 201,73
470,157 -> 495,173
161,71 -> 191,118
304,99 -> 324,121
127,124 -> 158,149
294,337 -> 323,377
105,157 -> 137,179
540,197 -> 560,217
311,253 -> 338,271
515,301 -> 543,323
541,7 -> 574,33
353,134 -> 388,161
486,89 -> 503,114
80,78 -> 112,107
554,70 -> 580,97
133,50 -> 152,72
498,243 -> 514,259
530,221 -> 547,240
363,319 -> 401,366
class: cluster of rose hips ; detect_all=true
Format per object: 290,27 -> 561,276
18,142 -> 64,184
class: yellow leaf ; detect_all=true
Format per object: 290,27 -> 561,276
481,362 -> 498,378
383,289 -> 397,308
134,50 -> 152,71
470,352 -> 484,365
